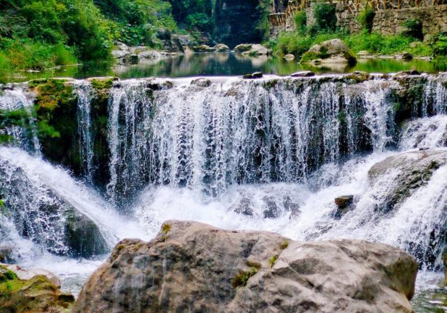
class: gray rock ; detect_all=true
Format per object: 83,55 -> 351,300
214,43 -> 230,52
232,197 -> 255,216
234,44 -> 271,57
2,263 -> 61,288
73,221 -> 417,313
284,54 -> 295,61
243,72 -> 263,79
191,78 -> 212,88
302,39 -> 357,66
401,52 -> 413,61
369,150 -> 447,209
291,71 -> 315,77
193,44 -> 216,52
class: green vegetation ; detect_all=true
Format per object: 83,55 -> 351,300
0,0 -> 177,81
268,255 -> 278,268
232,267 -> 258,288
358,7 -> 375,33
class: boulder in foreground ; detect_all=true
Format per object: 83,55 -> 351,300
74,220 -> 418,313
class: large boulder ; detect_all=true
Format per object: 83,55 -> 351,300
73,220 -> 418,313
234,43 -> 271,57
0,264 -> 74,313
0,158 -> 109,258
301,39 -> 357,66
368,149 -> 447,209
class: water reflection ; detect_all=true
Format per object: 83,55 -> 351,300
10,52 -> 447,82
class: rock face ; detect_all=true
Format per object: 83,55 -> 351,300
368,149 -> 447,209
0,159 -> 109,258
0,264 -> 74,313
74,220 -> 418,313
301,39 -> 357,66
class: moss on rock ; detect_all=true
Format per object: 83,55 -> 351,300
0,265 -> 74,313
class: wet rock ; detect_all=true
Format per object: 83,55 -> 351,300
283,196 -> 301,218
232,198 -> 254,216
0,264 -> 74,313
0,244 -> 13,263
301,39 -> 357,66
73,220 -> 418,313
395,70 -> 421,77
262,196 -> 280,218
335,195 -> 354,209
345,71 -> 370,82
2,264 -> 61,288
290,71 -> 315,77
191,78 -> 212,88
369,149 -> 447,209
243,72 -> 263,79
401,52 -> 413,61
214,43 -> 230,52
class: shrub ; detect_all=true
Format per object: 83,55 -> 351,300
294,11 -> 307,35
433,33 -> 447,57
402,19 -> 424,41
314,4 -> 337,32
357,7 -> 375,33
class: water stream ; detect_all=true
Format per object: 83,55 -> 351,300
1,74 -> 447,309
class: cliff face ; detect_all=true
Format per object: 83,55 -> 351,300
214,0 -> 266,47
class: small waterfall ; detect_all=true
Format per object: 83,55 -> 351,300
422,74 -> 447,116
0,87 -> 40,154
75,81 -> 95,183
400,115 -> 447,150
0,147 -> 147,255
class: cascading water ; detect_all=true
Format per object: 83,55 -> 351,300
75,81 -> 95,184
1,74 -> 447,310
106,77 -> 400,202
0,86 -> 40,154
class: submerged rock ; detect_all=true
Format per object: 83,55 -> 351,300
0,264 -> 74,313
335,195 -> 354,209
290,70 -> 315,77
73,220 -> 417,313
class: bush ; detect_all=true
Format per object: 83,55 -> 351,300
402,19 -> 423,41
357,7 -> 375,33
313,4 -> 337,32
294,11 -> 307,35
433,33 -> 447,57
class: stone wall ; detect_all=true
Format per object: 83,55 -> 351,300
336,4 -> 447,37
270,1 -> 447,37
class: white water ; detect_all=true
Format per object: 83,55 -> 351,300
0,87 -> 40,154
0,147 -> 148,295
1,75 -> 447,306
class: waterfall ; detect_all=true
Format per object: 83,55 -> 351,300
423,74 -> 447,116
0,147 -> 147,255
75,81 -> 95,183
0,87 -> 40,154
400,115 -> 447,149
105,77 -> 403,202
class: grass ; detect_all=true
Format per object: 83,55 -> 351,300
269,30 -> 437,60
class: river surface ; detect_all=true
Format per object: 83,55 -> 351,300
11,52 -> 447,82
